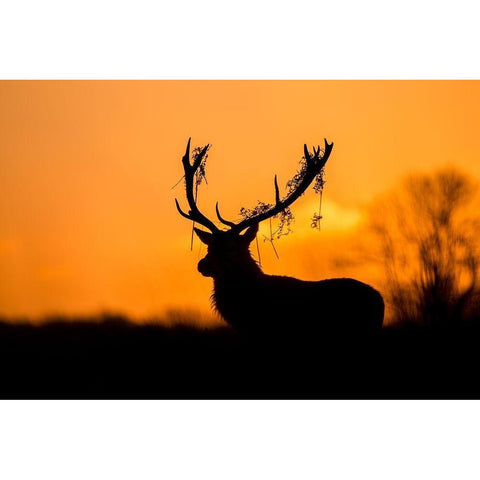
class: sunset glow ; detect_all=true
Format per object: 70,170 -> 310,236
1,81 -> 480,321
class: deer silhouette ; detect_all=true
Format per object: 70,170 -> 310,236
175,138 -> 384,338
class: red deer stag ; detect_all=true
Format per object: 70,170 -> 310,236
175,138 -> 384,338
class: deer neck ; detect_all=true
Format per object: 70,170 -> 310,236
213,253 -> 263,287
211,255 -> 264,324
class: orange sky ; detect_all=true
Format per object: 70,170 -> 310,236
1,81 -> 480,321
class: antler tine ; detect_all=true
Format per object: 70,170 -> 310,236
175,138 -> 219,233
215,202 -> 237,228
274,175 -> 281,205
181,137 -> 191,166
319,138 -> 333,169
303,144 -> 312,163
175,198 -> 194,221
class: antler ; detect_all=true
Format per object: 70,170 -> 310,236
216,139 -> 333,232
175,138 -> 219,233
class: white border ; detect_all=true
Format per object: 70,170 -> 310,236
1,401 -> 479,479
1,0 -> 479,79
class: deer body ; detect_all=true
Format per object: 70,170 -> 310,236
213,274 -> 384,337
195,227 -> 384,337
175,138 -> 385,337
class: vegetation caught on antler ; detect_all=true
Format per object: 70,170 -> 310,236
239,201 -> 273,219
192,145 -> 210,188
240,204 -> 293,238
272,207 -> 294,238
239,145 -> 327,240
311,211 -> 323,230
287,145 -> 327,195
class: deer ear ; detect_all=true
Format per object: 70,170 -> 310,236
194,227 -> 213,245
241,224 -> 259,244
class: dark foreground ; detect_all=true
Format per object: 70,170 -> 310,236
1,316 -> 480,399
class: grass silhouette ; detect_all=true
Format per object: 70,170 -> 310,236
1,311 -> 480,399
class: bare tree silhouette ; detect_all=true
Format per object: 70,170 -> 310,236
175,138 -> 384,338
368,168 -> 480,325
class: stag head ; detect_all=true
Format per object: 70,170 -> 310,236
175,138 -> 334,277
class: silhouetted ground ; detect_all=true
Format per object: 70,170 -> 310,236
1,314 -> 480,399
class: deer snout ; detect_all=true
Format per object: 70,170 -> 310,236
197,257 -> 213,277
